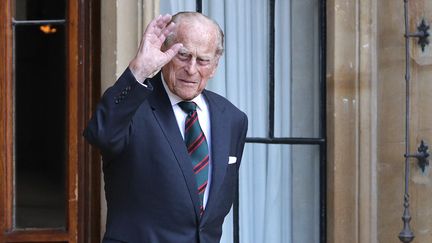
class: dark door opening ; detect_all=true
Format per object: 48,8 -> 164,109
14,22 -> 66,229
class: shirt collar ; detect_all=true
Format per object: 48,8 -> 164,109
161,73 -> 206,111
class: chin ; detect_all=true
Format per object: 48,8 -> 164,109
180,93 -> 198,100
175,89 -> 198,100
180,95 -> 197,101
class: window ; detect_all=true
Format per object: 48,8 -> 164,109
160,0 -> 326,242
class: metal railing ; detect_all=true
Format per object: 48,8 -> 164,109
398,1 -> 430,242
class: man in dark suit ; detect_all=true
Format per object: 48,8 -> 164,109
84,12 -> 248,243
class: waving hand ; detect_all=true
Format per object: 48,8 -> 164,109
129,14 -> 183,82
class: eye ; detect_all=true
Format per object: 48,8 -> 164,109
197,58 -> 210,66
177,52 -> 189,61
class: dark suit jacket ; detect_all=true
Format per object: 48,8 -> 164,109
84,68 -> 248,243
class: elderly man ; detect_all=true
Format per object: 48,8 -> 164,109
84,12 -> 248,243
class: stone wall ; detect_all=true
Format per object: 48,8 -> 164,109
327,0 -> 432,242
378,0 -> 432,242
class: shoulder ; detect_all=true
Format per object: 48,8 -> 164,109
203,89 -> 247,120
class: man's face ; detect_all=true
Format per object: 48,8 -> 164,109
162,21 -> 220,100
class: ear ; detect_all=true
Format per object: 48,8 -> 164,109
209,55 -> 221,79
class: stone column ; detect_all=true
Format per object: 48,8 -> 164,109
327,0 -> 378,242
100,0 -> 159,237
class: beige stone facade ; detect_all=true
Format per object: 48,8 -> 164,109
101,0 -> 432,242
328,0 -> 432,242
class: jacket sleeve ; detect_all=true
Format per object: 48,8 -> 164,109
235,113 -> 248,169
83,68 -> 154,162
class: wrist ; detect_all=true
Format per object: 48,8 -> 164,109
128,63 -> 149,82
128,61 -> 160,82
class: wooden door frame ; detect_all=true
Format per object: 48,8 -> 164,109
77,0 -> 101,242
0,0 -> 101,242
0,0 -> 14,240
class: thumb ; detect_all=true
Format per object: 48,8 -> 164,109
164,43 -> 183,60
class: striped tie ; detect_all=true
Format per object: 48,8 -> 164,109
178,101 -> 209,215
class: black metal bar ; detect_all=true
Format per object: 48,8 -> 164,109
268,0 -> 275,139
196,0 -> 202,13
319,142 -> 327,243
233,168 -> 240,243
406,32 -> 427,38
246,137 -> 325,145
404,0 -> 411,204
12,19 -> 66,25
319,0 -> 327,241
398,0 -> 414,242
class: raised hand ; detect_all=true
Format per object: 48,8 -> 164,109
129,14 -> 183,82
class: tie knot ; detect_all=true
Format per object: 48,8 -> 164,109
178,101 -> 197,114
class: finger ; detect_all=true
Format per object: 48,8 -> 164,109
162,22 -> 176,36
146,15 -> 162,32
155,14 -> 172,29
160,14 -> 172,24
151,15 -> 173,39
159,22 -> 176,42
141,15 -> 162,42
164,43 -> 183,60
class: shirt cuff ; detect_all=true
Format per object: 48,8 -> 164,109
134,76 -> 148,88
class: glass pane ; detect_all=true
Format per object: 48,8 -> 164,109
274,0 -> 321,138
14,24 -> 66,228
235,144 -> 319,243
291,145 -> 320,242
15,0 -> 66,20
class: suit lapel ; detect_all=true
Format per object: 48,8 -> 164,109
201,90 -> 230,224
147,75 -> 201,219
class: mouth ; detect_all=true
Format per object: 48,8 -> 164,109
178,78 -> 198,85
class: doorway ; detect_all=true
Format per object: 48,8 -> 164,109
0,0 -> 101,242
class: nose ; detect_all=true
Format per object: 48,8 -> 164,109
185,58 -> 198,75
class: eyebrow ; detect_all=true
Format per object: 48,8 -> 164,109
178,48 -> 190,54
177,48 -> 214,60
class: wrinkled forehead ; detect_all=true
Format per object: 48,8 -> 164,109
176,20 -> 219,56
